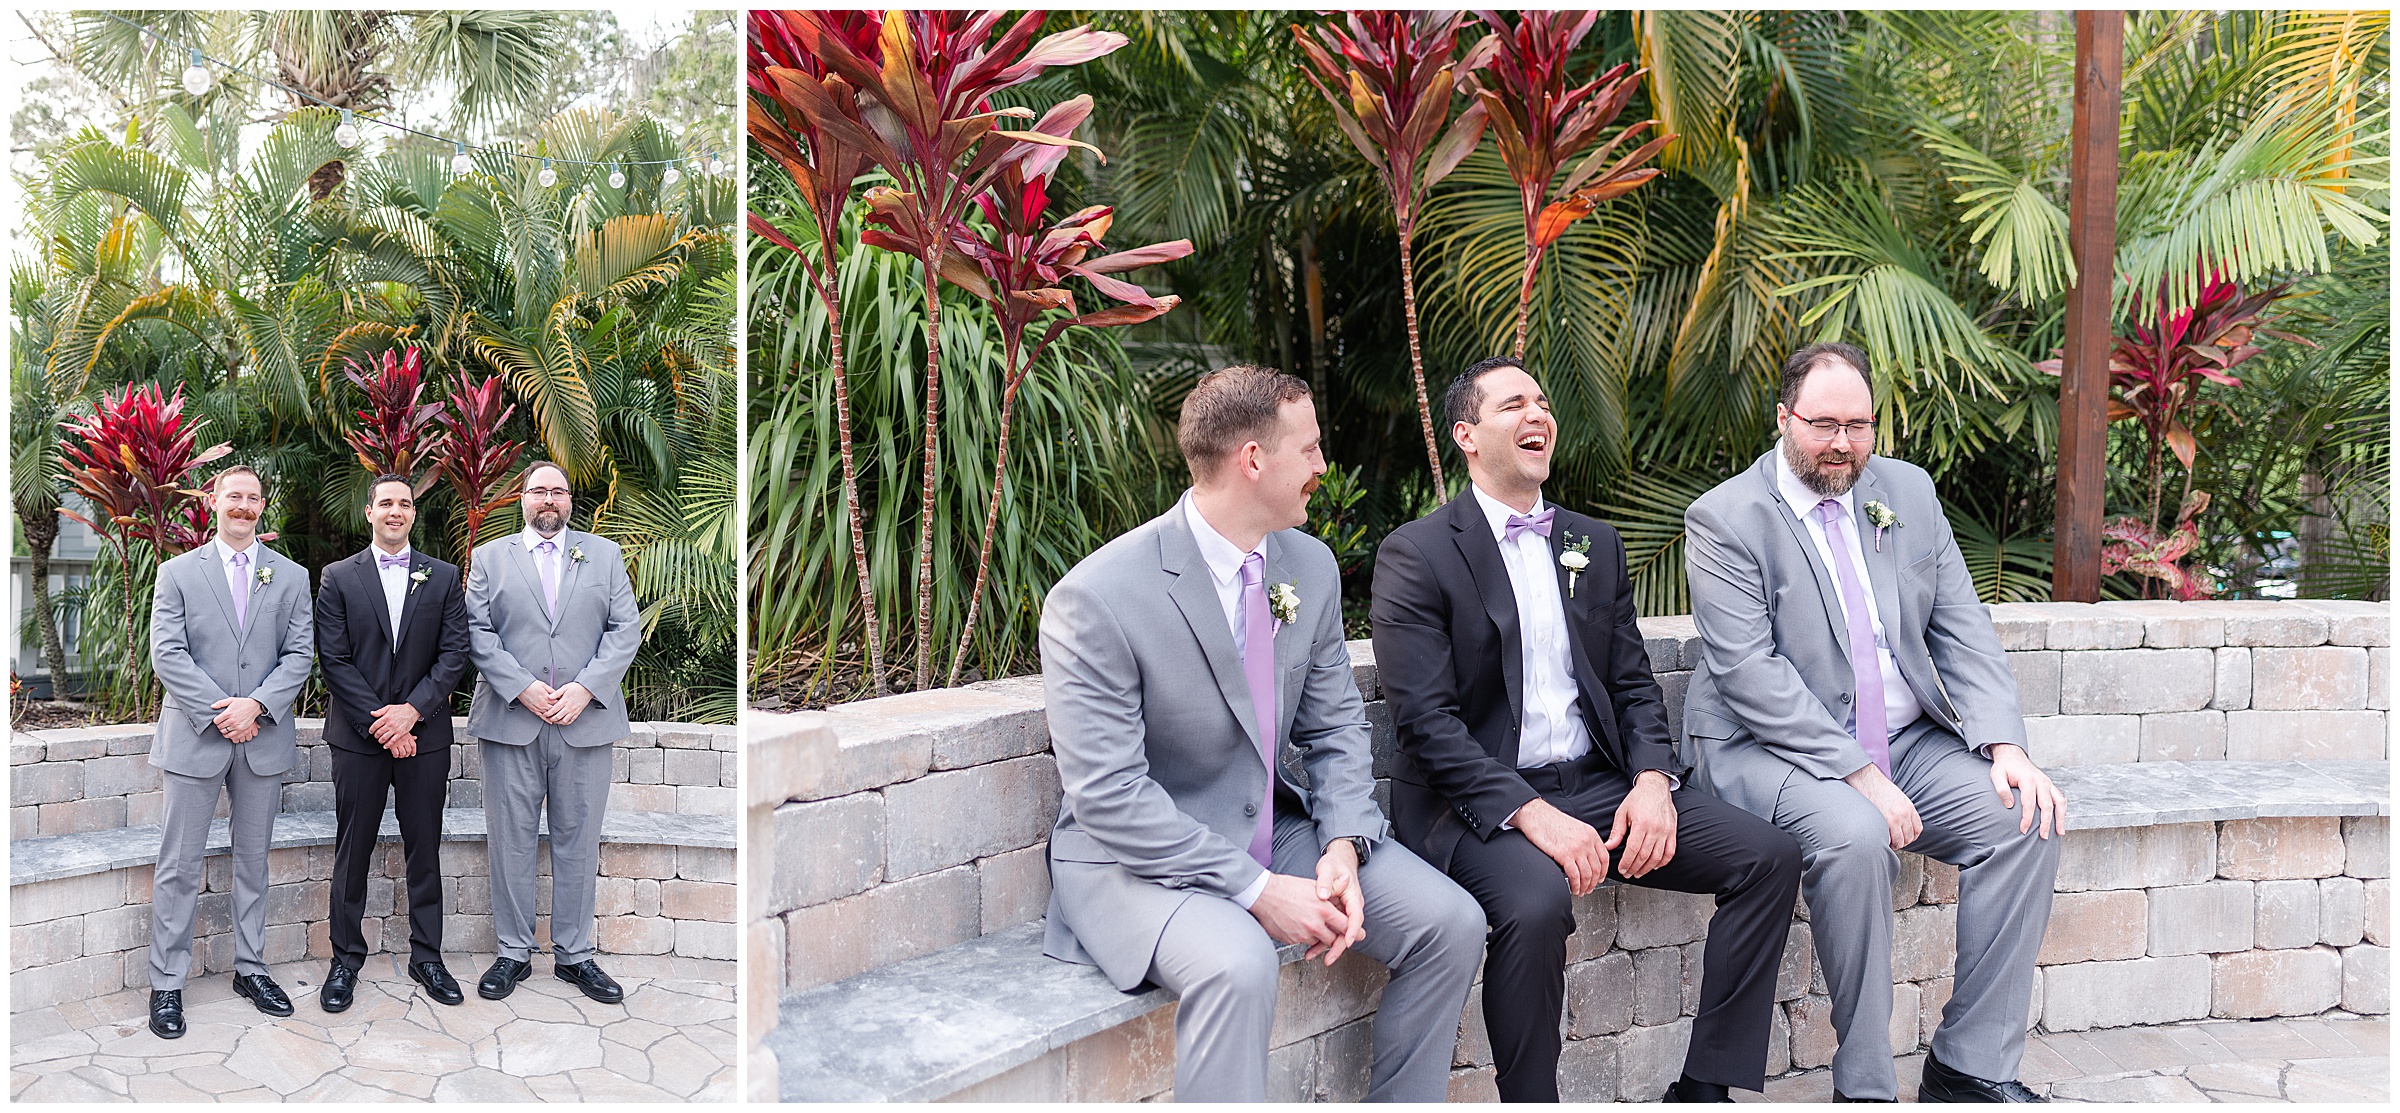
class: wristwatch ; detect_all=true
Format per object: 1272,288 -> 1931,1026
1336,835 -> 1371,866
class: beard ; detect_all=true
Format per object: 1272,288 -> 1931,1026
529,506 -> 567,534
1782,435 -> 1864,497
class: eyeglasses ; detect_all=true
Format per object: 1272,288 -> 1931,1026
1787,412 -> 1876,442
524,487 -> 572,500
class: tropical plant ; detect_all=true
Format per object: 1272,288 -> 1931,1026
774,8 -> 1130,688
432,370 -> 527,573
1291,11 -> 1495,489
341,344 -> 448,494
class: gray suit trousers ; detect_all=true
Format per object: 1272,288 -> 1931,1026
151,762 -> 283,987
1143,810 -> 1485,1102
1773,720 -> 2058,1099
482,728 -> 613,963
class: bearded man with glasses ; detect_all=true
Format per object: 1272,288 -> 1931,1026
1682,342 -> 2066,1102
463,461 -> 642,1005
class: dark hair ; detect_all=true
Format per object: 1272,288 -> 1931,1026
1177,365 -> 1312,483
521,460 -> 570,490
212,464 -> 266,499
1778,342 -> 1873,409
1443,356 -> 1529,428
366,473 -> 412,503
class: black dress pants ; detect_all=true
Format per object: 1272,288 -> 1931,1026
329,743 -> 452,969
1444,754 -> 1802,1100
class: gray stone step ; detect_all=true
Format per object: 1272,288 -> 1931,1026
2047,760 -> 2388,830
8,808 -> 734,885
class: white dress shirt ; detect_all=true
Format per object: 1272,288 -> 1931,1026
1182,495 -> 1275,910
1772,449 -> 1924,738
522,526 -> 567,612
215,536 -> 259,620
1470,485 -> 1592,769
373,543 -> 412,641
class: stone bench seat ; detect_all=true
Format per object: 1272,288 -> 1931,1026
772,759 -> 2388,1102
9,809 -> 735,886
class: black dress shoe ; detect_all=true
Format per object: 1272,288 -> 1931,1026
232,973 -> 294,1017
410,961 -> 465,1005
321,964 -> 357,1013
1663,1077 -> 1735,1102
149,990 -> 186,1039
554,959 -> 625,1004
1920,1052 -> 2046,1102
478,958 -> 533,1000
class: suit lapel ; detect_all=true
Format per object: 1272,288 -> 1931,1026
356,551 -> 397,651
1262,533 -> 1305,758
1161,508 -> 1268,765
392,551 -> 429,650
196,543 -> 244,641
1449,494 -> 1525,759
1854,469 -> 1905,647
548,533 -> 586,632
504,536 -> 548,627
1759,453 -> 1855,664
1548,513 -> 1609,730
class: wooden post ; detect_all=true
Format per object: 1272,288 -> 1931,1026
2052,10 -> 2123,602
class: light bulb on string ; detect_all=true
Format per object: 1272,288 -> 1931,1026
538,159 -> 557,189
608,166 -> 626,189
334,110 -> 360,149
181,49 -> 211,97
709,156 -> 727,178
662,163 -> 682,187
451,142 -> 472,176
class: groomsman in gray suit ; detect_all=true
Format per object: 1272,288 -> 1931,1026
464,461 -> 641,1004
1683,342 -> 2066,1102
1040,365 -> 1484,1102
146,465 -> 316,1038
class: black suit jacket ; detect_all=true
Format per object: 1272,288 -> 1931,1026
316,546 -> 470,754
1369,490 -> 1688,869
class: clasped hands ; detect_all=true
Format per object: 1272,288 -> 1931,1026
1247,839 -> 1367,966
518,679 -> 594,726
369,703 -> 423,758
1514,769 -> 1680,896
208,696 -> 264,743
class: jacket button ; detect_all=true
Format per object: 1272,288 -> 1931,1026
1840,693 -> 1852,703
1243,803 -> 1257,816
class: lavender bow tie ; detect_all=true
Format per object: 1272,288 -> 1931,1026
377,552 -> 411,570
1504,506 -> 1556,542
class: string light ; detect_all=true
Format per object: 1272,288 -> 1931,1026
662,165 -> 681,186
334,109 -> 360,149
451,141 -> 472,176
709,157 -> 727,177
181,48 -> 211,96
608,166 -> 626,189
538,159 -> 557,188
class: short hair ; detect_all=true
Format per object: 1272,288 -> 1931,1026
366,473 -> 412,503
211,464 -> 265,498
1443,356 -> 1529,428
520,460 -> 570,490
1779,342 -> 1873,409
1177,365 -> 1312,483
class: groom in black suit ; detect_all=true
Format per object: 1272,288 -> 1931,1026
315,473 -> 471,1009
1370,357 -> 1803,1102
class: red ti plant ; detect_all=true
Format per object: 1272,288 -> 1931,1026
56,382 -> 231,711
750,9 -> 892,696
1293,12 -> 1496,491
433,370 -> 526,575
1467,12 -> 1675,359
2101,490 -> 2219,600
778,9 -> 1129,690
897,95 -> 1194,686
341,345 -> 449,497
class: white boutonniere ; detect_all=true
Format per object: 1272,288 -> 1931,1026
1267,581 -> 1300,627
1560,532 -> 1592,597
1863,500 -> 1901,552
409,567 -> 430,594
568,545 -> 587,564
254,564 -> 274,586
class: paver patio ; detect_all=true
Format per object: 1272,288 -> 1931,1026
9,952 -> 734,1102
1739,1013 -> 2388,1103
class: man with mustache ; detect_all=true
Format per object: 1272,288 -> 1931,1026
1683,342 -> 2064,1102
464,461 -> 641,1004
1041,365 -> 1484,1101
1372,357 -> 1803,1102
145,466 -> 316,1038
315,473 -> 471,1010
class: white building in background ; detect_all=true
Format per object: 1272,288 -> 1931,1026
9,500 -> 102,695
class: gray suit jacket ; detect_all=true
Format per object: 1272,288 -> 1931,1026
1040,496 -> 1387,990
1682,450 -> 2025,817
149,541 -> 316,779
464,529 -> 642,746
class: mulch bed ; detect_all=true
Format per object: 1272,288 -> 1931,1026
9,701 -> 121,732
750,649 -> 1023,711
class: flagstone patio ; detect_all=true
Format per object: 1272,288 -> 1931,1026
8,952 -> 735,1102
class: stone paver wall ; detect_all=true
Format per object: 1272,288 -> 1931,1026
11,720 -> 738,839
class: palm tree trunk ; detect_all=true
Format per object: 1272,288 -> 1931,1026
910,249 -> 945,690
19,505 -> 72,698
948,337 -> 1026,689
1395,214 -> 1446,492
819,266 -> 888,697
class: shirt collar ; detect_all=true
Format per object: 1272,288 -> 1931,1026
1182,492 -> 1260,589
216,536 -> 258,563
1469,483 -> 1548,543
522,525 -> 568,552
1774,443 -> 1854,522
372,542 -> 412,562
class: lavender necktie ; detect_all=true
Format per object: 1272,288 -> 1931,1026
535,539 -> 561,614
1816,499 -> 1891,776
229,550 -> 250,630
1238,551 -> 1278,869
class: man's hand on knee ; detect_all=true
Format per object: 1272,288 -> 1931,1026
1841,763 -> 1922,849
1249,874 -> 1347,962
1510,797 -> 1610,895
